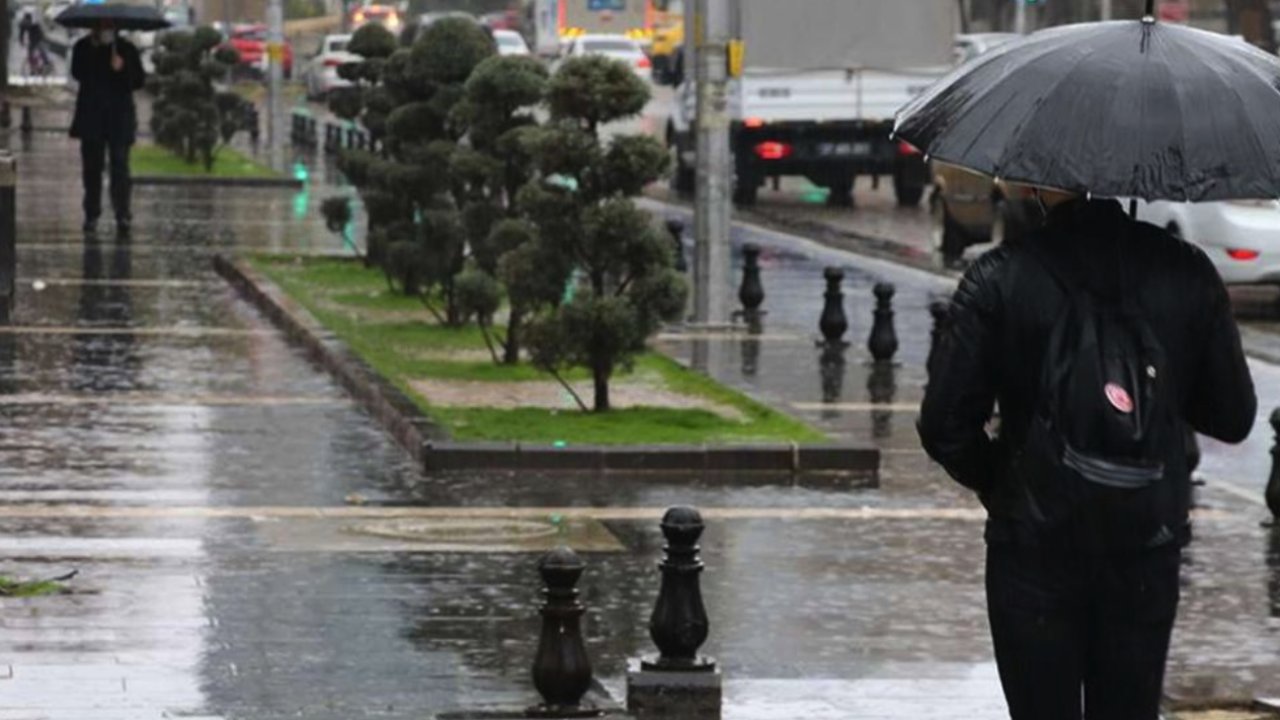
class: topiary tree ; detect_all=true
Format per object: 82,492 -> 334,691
519,56 -> 686,412
149,27 -> 250,170
320,19 -> 496,325
451,54 -> 549,363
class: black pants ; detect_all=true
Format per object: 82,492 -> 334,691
986,542 -> 1181,720
80,138 -> 131,223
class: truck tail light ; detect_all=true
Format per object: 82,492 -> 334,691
743,117 -> 765,128
636,56 -> 651,69
324,58 -> 343,67
754,142 -> 792,161
897,140 -> 921,156
1227,248 -> 1261,261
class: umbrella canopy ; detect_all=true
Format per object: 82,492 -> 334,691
55,3 -> 170,31
894,18 -> 1280,202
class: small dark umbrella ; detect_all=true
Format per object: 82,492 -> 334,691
55,4 -> 171,31
894,1 -> 1280,202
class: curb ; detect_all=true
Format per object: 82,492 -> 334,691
135,175 -> 304,189
216,255 -> 881,482
214,255 -> 446,466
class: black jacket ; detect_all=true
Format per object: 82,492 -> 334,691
918,198 -> 1256,539
70,36 -> 146,145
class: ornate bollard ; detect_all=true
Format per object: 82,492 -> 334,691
867,362 -> 897,439
818,267 -> 848,347
644,507 -> 714,672
1267,409 -> 1280,521
868,282 -> 899,363
529,547 -> 598,718
666,219 -> 687,273
927,299 -> 951,375
741,313 -> 762,377
738,243 -> 765,316
819,344 -> 845,405
628,507 -> 721,720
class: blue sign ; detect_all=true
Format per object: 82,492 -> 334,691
588,0 -> 625,11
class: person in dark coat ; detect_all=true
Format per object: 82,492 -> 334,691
918,188 -> 1257,720
70,22 -> 146,235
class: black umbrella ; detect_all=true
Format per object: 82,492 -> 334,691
894,6 -> 1280,202
55,4 -> 171,32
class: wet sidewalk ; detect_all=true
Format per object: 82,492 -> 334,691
0,117 -> 1275,720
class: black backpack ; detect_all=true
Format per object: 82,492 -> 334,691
1011,242 -> 1186,550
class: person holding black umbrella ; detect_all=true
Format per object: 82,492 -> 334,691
905,4 -> 1262,719
70,20 -> 145,235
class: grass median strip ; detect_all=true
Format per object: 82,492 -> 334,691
132,144 -> 282,180
251,255 -> 825,445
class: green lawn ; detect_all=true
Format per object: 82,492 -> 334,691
132,144 -> 282,180
0,575 -> 65,597
251,255 -> 826,445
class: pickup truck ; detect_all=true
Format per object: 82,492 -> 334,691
665,0 -> 955,208
668,64 -> 945,207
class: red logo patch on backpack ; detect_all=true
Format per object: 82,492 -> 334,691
1104,382 -> 1134,414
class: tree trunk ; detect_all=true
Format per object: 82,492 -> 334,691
502,309 -> 522,365
956,0 -> 970,33
592,359 -> 610,413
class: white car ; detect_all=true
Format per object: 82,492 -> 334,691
562,34 -> 651,82
492,29 -> 530,57
1134,199 -> 1280,285
303,34 -> 359,100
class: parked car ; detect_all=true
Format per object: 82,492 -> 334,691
561,34 -> 650,82
952,32 -> 1019,64
1133,199 -> 1280,285
225,24 -> 293,79
929,162 -> 1036,264
352,3 -> 402,33
492,29 -> 530,57
927,33 -> 1027,263
302,33 -> 358,100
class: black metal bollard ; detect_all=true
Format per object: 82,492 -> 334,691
819,267 -> 848,346
1267,409 -> 1280,520
19,107 -> 32,134
819,344 -> 845,404
529,547 -> 597,717
666,219 -> 687,273
0,153 -> 13,324
868,282 -> 899,363
867,362 -> 897,439
741,313 -> 762,377
927,299 -> 951,374
307,117 -> 318,147
644,506 -> 714,672
738,243 -> 765,315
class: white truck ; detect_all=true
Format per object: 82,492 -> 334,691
667,0 -> 957,207
529,0 -> 654,58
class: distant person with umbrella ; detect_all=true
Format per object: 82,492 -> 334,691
57,3 -> 168,235
908,3 -> 1260,718
69,20 -> 145,235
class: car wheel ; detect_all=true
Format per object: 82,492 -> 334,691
930,192 -> 967,264
732,175 -> 759,207
894,173 -> 926,208
672,148 -> 695,197
826,179 -> 855,208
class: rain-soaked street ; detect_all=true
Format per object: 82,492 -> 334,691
0,92 -> 1277,720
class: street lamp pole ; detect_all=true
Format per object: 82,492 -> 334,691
1101,0 -> 1112,20
266,0 -> 285,172
692,0 -> 731,326
1014,0 -> 1026,34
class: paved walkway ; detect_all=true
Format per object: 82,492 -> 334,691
0,107 -> 1276,720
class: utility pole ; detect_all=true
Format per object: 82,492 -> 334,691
1101,0 -> 1113,20
692,0 -> 731,326
266,0 -> 285,172
1014,0 -> 1027,33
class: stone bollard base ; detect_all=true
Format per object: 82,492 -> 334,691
626,659 -> 722,720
